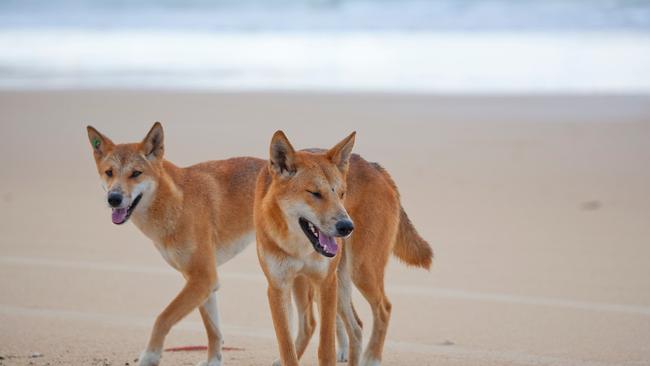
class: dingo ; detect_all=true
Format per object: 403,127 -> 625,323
254,131 -> 432,366
86,123 -> 265,366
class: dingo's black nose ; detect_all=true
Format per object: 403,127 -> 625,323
107,193 -> 123,207
336,219 -> 354,236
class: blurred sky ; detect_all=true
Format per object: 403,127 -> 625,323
1,0 -> 649,93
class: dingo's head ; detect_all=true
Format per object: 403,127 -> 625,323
267,130 -> 356,258
86,122 -> 164,225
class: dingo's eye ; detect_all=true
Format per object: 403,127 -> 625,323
130,170 -> 142,178
307,190 -> 322,199
340,191 -> 345,199
105,169 -> 113,177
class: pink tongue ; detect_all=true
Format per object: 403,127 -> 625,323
318,233 -> 338,255
112,208 -> 128,224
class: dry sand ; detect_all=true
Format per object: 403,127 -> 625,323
0,91 -> 649,366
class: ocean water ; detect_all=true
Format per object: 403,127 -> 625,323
1,0 -> 649,93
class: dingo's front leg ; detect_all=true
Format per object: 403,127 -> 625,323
268,283 -> 299,366
318,272 -> 338,366
139,270 -> 216,366
293,275 -> 316,360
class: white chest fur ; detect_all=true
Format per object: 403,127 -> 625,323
302,254 -> 331,277
215,232 -> 255,266
152,232 -> 255,272
264,248 -> 334,289
154,241 -> 188,271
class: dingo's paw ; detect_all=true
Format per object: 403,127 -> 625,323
196,357 -> 222,366
138,350 -> 161,366
361,358 -> 380,366
336,347 -> 349,362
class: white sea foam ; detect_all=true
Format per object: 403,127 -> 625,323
1,29 -> 649,93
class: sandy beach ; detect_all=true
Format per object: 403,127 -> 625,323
0,91 -> 649,366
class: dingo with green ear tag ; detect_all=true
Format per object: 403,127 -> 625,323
86,122 -> 265,366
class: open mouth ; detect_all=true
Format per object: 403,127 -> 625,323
299,218 -> 339,258
111,194 -> 142,225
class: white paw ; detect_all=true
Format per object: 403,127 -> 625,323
272,358 -> 282,366
138,350 -> 161,366
196,356 -> 223,366
361,359 -> 381,366
336,348 -> 349,362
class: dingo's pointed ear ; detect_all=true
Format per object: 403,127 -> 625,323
327,131 -> 356,171
269,130 -> 296,177
141,122 -> 164,161
86,125 -> 114,158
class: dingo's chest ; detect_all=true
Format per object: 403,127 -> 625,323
215,232 -> 255,266
264,250 -> 334,287
153,241 -> 190,271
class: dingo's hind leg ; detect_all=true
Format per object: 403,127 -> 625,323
197,290 -> 224,366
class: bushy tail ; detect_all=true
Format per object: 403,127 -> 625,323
392,206 -> 433,270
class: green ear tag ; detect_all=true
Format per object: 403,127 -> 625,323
93,138 -> 101,149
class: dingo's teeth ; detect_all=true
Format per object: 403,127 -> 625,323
308,222 -> 319,237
